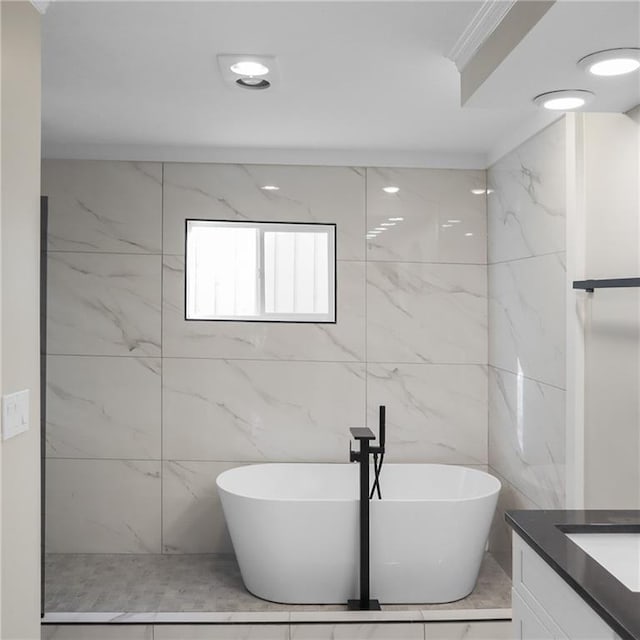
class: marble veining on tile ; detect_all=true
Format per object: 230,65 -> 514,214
162,460 -> 244,554
46,355 -> 161,459
44,553 -> 510,613
163,163 -> 365,260
43,160 -> 162,254
46,460 -> 162,553
488,253 -> 566,388
488,118 -> 566,264
47,252 -> 162,357
162,359 -> 366,462
488,367 -> 565,509
366,364 -> 488,464
367,262 -> 487,364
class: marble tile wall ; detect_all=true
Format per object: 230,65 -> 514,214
486,118 -> 567,569
43,160 -> 488,553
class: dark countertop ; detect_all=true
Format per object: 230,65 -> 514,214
506,510 -> 640,640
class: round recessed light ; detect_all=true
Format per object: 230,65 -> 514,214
380,222 -> 395,227
441,224 -> 453,228
465,232 -> 474,237
382,186 -> 400,194
388,217 -> 404,222
471,188 -> 486,195
447,219 -> 461,224
236,78 -> 271,90
374,227 -> 387,232
261,185 -> 279,191
578,48 -> 640,76
230,61 -> 269,76
533,90 -> 594,110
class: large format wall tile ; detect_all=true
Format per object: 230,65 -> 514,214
367,364 -> 487,464
366,167 -> 486,264
163,359 -> 366,462
489,366 -> 565,508
42,626 -> 153,640
47,252 -> 161,356
43,160 -> 162,254
163,257 -> 365,361
163,163 -> 365,260
367,262 -> 487,364
46,460 -> 161,553
155,626 -> 289,640
290,624 -> 423,639
488,253 -> 565,387
162,460 -> 243,554
488,118 -> 566,264
46,356 -> 161,459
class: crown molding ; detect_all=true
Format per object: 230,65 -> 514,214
30,1 -> 52,15
448,0 -> 517,71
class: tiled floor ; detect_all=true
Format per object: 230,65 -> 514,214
44,552 -> 511,614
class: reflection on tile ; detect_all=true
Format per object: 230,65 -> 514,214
46,460 -> 161,553
367,364 -> 487,464
488,253 -> 565,387
486,468 -> 538,574
43,160 -> 163,254
488,119 -> 566,264
367,262 -> 487,364
155,626 -> 289,640
367,168 -> 487,264
290,623 -> 424,639
46,356 -> 161,459
163,163 -> 365,259
163,257 -> 365,361
163,461 -> 243,554
41,626 -> 153,640
489,367 -> 565,508
47,253 -> 161,356
163,359 -> 365,461
424,621 -> 511,639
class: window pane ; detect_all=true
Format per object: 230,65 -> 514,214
264,230 -> 329,314
187,223 -> 257,317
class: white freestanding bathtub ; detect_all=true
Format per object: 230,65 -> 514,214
216,463 -> 500,604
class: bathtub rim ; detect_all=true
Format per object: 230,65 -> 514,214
216,462 -> 501,504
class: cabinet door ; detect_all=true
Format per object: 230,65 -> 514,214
512,590 -> 560,640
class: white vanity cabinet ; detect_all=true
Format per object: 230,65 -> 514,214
512,533 -> 624,640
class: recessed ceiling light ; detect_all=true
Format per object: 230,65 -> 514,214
471,188 -> 486,195
374,227 -> 387,232
441,224 -> 453,228
388,217 -> 404,222
382,187 -> 400,194
380,222 -> 395,227
447,219 -> 461,224
578,48 -> 640,76
533,90 -> 594,111
230,61 -> 270,76
465,232 -> 474,237
261,185 -> 279,191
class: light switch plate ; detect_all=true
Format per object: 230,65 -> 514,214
2,389 -> 29,440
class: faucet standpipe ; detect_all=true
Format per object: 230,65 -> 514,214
346,406 -> 386,611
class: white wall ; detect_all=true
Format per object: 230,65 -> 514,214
1,1 -> 42,638
42,161 -> 489,554
578,111 -> 640,508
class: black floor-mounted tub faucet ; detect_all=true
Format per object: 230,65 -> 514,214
347,405 -> 386,611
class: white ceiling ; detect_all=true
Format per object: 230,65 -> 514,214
41,1 -> 640,167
